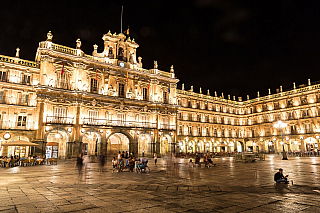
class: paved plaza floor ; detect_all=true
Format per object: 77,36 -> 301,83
0,154 -> 320,213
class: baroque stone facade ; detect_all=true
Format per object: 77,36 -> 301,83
0,30 -> 318,158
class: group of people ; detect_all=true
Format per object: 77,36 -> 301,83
0,155 -> 46,167
111,151 -> 154,173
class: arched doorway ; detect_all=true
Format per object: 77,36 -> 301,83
45,129 -> 69,159
138,133 -> 151,157
107,132 -> 131,156
160,134 -> 173,155
220,142 -> 227,152
236,141 -> 243,152
81,131 -> 101,156
304,137 -> 318,151
187,140 -> 194,153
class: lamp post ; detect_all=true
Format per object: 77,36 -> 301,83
274,120 -> 288,160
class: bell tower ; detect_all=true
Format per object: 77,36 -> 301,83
102,30 -> 139,68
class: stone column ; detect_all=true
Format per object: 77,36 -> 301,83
73,103 -> 81,142
101,130 -> 107,155
33,99 -> 46,156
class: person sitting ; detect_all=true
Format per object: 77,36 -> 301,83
128,157 -> 135,172
118,157 -> 124,172
274,168 -> 289,184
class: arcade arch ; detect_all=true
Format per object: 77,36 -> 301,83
45,128 -> 70,159
160,134 -> 173,155
138,133 -> 151,157
81,130 -> 102,156
106,132 -> 131,156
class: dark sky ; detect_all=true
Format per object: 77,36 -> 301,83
1,0 -> 320,99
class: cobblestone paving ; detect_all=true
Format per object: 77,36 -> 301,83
1,155 -> 320,212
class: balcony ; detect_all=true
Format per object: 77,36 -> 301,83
55,80 -> 71,90
159,124 -> 176,130
82,118 -> 156,129
46,116 -> 74,125
0,74 -> 33,85
0,96 -> 36,107
0,121 -> 36,130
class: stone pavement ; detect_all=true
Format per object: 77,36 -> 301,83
1,154 -> 320,212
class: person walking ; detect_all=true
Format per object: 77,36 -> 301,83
154,152 -> 157,166
83,155 -> 90,177
75,154 -> 83,180
98,154 -> 105,173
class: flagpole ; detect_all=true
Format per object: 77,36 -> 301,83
121,6 -> 123,33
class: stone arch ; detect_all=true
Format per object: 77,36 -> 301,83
138,132 -> 152,157
235,141 -> 244,152
160,133 -> 173,155
106,130 -> 134,156
80,128 -> 102,156
44,127 -> 70,159
304,137 -> 317,151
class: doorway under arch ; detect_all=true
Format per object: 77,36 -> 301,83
107,133 -> 130,156
81,131 -> 101,156
160,134 -> 173,155
45,129 -> 70,159
138,133 -> 151,157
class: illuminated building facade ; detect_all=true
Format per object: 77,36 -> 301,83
0,30 -> 318,158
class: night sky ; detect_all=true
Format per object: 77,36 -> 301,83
1,0 -> 320,99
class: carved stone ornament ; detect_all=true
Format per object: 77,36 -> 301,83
120,101 -> 124,111
76,38 -> 82,49
92,99 -> 97,107
47,31 -> 53,41
59,95 -> 65,103
154,60 -> 158,69
144,106 -> 148,112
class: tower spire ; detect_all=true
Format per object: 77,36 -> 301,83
121,6 -> 123,33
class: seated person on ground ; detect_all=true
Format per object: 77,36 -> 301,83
274,168 -> 289,184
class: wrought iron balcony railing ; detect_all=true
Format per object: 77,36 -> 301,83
0,121 -> 36,130
46,116 -> 74,125
0,96 -> 36,106
159,124 -> 176,130
82,118 -> 157,129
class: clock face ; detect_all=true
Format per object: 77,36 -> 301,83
120,62 -> 125,67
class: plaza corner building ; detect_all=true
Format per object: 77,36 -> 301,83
0,30 -> 319,159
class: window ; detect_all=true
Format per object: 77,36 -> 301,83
0,71 -> 7,82
119,83 -> 125,97
90,78 -> 98,93
198,127 -> 201,136
57,71 -> 69,89
22,75 -> 31,85
143,88 -> 148,101
0,91 -> 4,103
163,91 -> 168,103
54,107 -> 66,117
117,113 -> 125,125
305,123 -> 311,133
221,129 -> 225,137
214,129 -> 217,137
188,126 -> 192,135
179,126 -> 182,135
88,110 -> 98,121
20,94 -> 29,105
17,116 -> 27,127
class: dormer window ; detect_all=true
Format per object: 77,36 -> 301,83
143,88 -> 148,101
119,83 -> 125,98
163,91 -> 168,104
90,78 -> 98,93
22,75 -> 31,85
0,71 -> 7,82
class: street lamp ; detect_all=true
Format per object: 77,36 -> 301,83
274,120 -> 288,160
